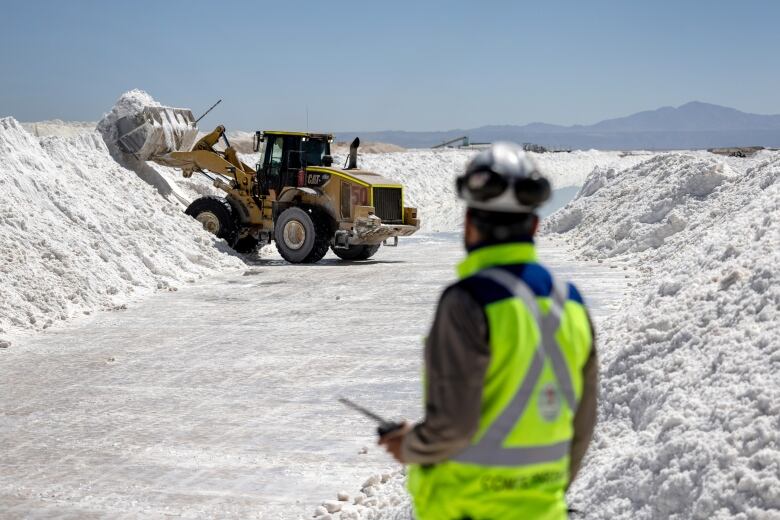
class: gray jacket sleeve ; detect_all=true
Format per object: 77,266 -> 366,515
401,285 -> 490,464
568,317 -> 598,487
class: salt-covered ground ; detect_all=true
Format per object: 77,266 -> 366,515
0,234 -> 632,519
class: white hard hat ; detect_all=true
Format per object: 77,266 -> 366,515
457,142 -> 551,213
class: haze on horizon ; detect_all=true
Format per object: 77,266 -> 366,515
1,0 -> 778,132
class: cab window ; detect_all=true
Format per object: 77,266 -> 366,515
302,139 -> 328,166
261,135 -> 285,193
270,137 -> 284,172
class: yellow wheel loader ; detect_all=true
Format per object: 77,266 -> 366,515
114,106 -> 420,263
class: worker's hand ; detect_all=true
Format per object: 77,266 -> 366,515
378,421 -> 412,464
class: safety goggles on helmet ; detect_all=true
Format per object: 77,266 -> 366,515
456,142 -> 551,213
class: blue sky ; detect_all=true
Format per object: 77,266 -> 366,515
1,0 -> 778,131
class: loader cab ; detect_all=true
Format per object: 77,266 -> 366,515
257,131 -> 333,195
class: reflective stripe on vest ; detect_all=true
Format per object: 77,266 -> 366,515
453,267 -> 578,467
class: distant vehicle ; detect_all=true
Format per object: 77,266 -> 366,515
708,146 -> 764,158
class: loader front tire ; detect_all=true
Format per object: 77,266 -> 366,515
274,207 -> 331,264
331,244 -> 381,261
185,196 -> 237,244
303,209 -> 333,263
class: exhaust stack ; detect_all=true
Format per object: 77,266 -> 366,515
346,137 -> 360,169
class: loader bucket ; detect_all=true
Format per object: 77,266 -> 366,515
115,106 -> 198,161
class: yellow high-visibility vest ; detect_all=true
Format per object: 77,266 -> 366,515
408,242 -> 593,520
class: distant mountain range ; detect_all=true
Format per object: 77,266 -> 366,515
336,102 -> 780,150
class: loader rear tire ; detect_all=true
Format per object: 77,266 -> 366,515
274,207 -> 331,264
331,244 -> 381,261
185,196 -> 237,244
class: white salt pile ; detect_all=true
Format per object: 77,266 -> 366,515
547,153 -> 780,518
544,153 -> 738,257
0,117 -> 243,339
20,120 -> 96,138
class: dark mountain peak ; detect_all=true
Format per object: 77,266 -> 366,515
679,100 -> 712,108
676,101 -> 741,114
589,101 -> 780,132
681,100 -> 744,110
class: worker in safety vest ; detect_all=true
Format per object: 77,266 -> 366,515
379,143 -> 598,520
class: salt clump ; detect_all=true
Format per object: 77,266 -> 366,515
96,89 -> 162,157
314,469 -> 412,520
